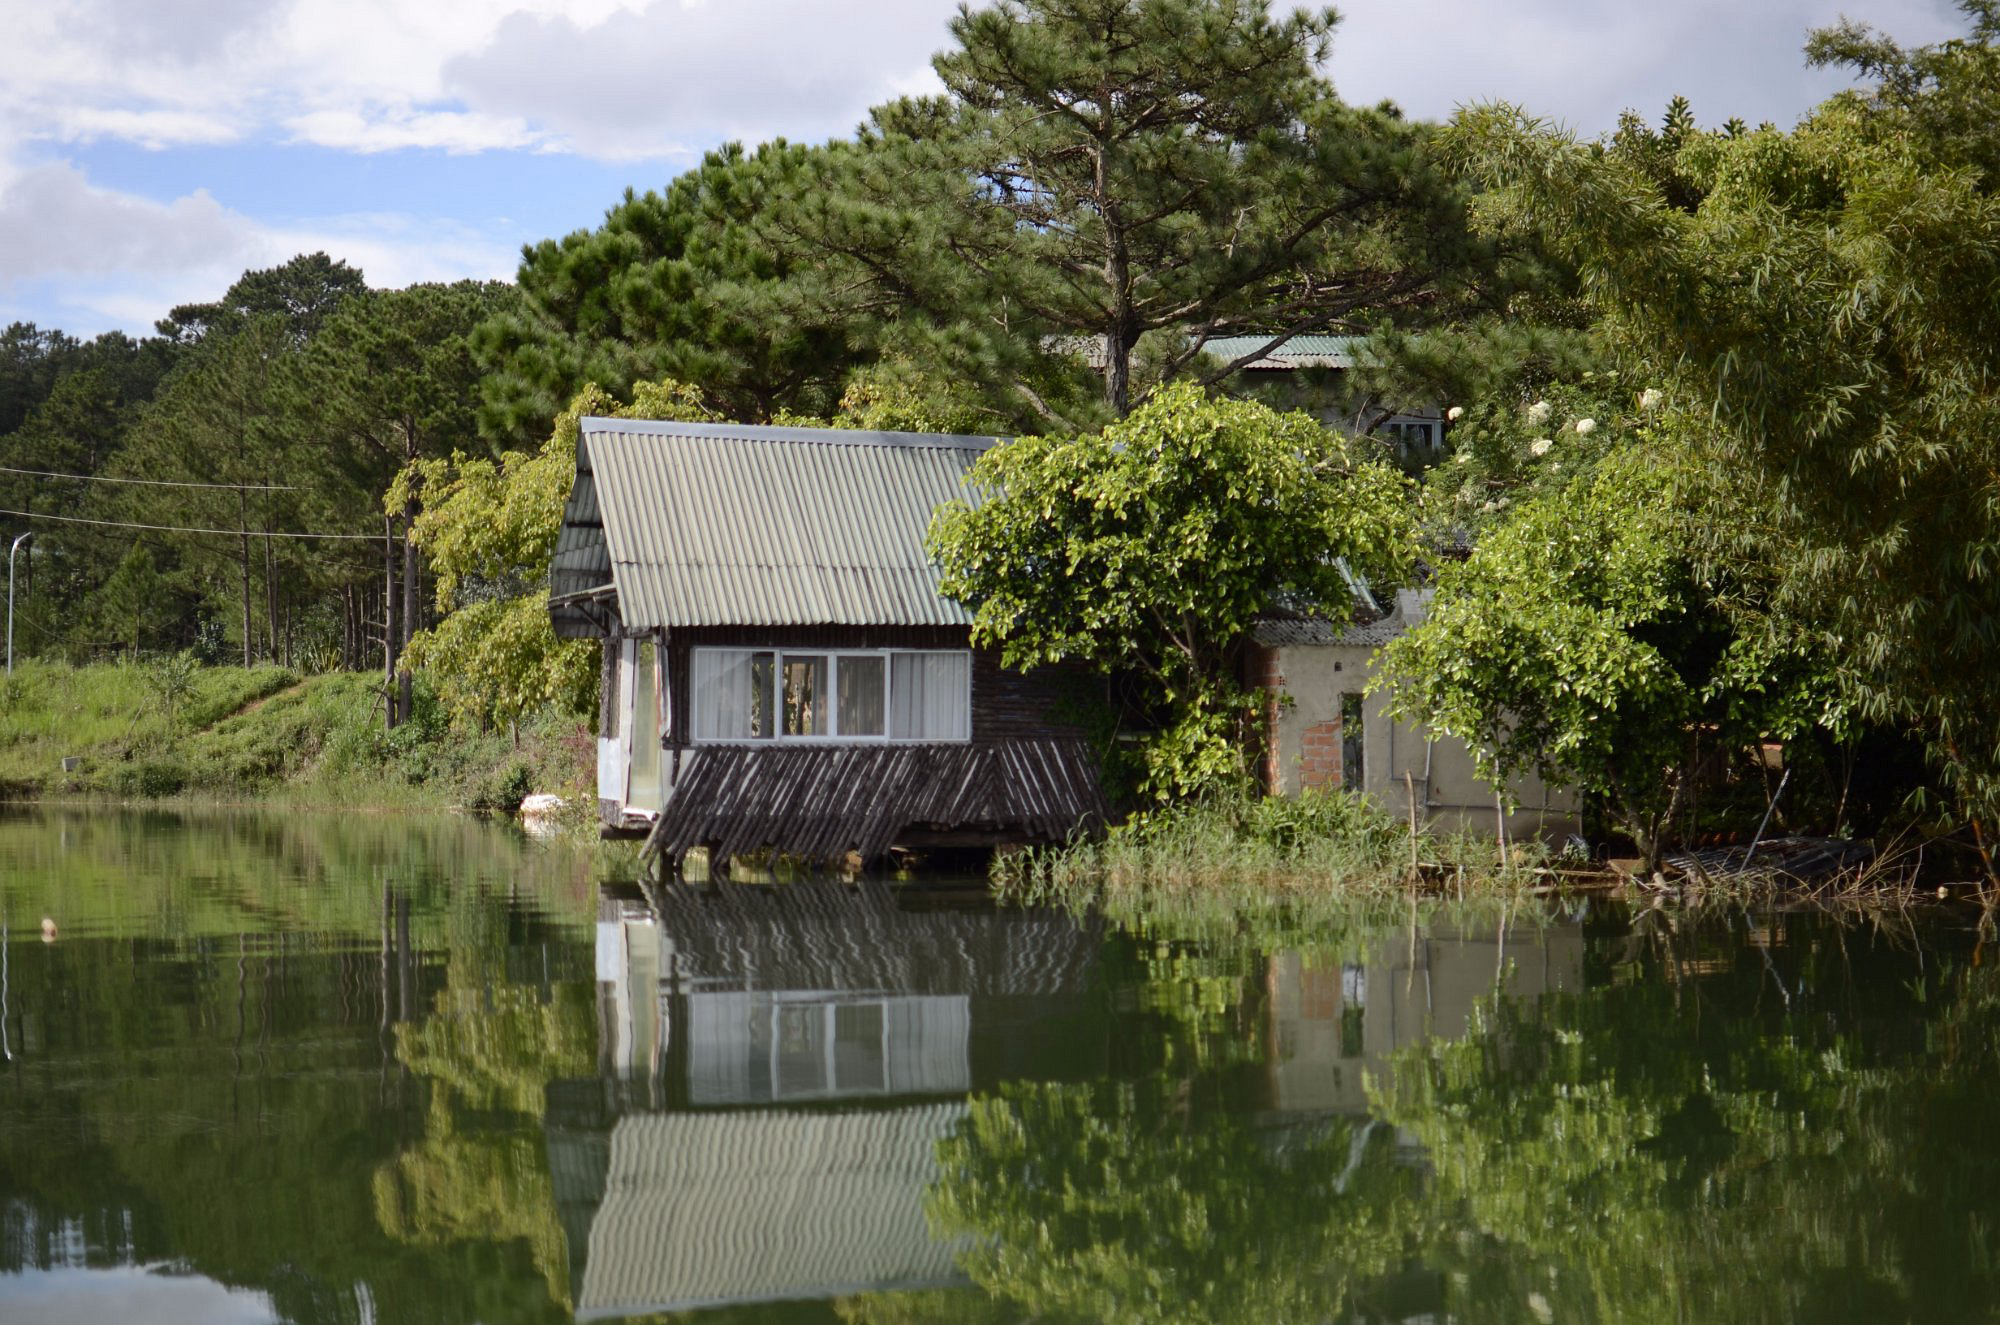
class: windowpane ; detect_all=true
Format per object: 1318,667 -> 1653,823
774,1004 -> 826,1097
836,655 -> 885,736
629,642 -> 661,806
1340,692 -> 1364,789
891,652 -> 971,740
782,655 -> 828,736
832,1002 -> 886,1092
691,649 -> 775,740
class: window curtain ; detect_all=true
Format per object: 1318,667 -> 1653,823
891,652 -> 971,740
692,650 -> 772,740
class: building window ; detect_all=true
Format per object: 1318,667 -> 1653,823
1381,417 -> 1442,453
690,648 -> 971,743
1340,692 -> 1364,789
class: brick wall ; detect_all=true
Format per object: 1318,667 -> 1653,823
1300,719 -> 1342,790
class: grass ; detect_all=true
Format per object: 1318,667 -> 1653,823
995,787 -> 1586,943
0,659 -> 596,816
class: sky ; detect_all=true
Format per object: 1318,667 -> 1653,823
0,0 -> 1969,339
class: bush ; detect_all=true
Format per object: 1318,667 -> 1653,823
121,758 -> 189,799
467,762 -> 535,815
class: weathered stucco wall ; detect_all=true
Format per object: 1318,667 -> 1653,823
1255,605 -> 1582,842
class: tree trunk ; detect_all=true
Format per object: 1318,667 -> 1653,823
239,489 -> 253,668
263,525 -> 279,672
384,516 -> 398,731
399,494 -> 418,725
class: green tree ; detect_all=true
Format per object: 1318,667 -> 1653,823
398,379 -> 721,734
156,251 -> 367,346
476,142 -> 868,443
287,280 -> 518,713
930,382 -> 1414,800
1381,379 -> 1839,869
927,0 -> 1479,415
1442,2 -> 2000,863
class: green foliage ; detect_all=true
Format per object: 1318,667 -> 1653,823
0,661 -> 595,810
932,381 -> 1414,800
1379,920 -> 2000,1322
398,378 -> 719,732
475,142 -> 866,442
155,251 -> 366,345
142,648 -> 200,743
1383,424 -> 1839,864
1442,5 -> 2000,841
929,1078 -> 1421,1324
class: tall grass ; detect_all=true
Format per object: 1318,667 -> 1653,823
997,788 -> 1563,943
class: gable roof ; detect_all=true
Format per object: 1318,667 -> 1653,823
551,418 -> 998,635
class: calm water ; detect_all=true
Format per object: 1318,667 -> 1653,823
0,809 -> 1995,1324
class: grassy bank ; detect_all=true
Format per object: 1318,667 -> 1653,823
995,789 -> 1572,938
0,659 -> 594,815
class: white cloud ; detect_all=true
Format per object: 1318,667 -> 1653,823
1327,0 -> 1966,133
0,163 -> 250,286
285,108 -> 545,155
0,0 -> 957,165
441,0 -> 956,159
48,108 -> 243,150
0,161 -> 518,335
0,1266 -> 278,1325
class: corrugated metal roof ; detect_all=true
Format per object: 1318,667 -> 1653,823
567,418 -> 997,630
1050,333 -> 1367,370
576,1105 -> 967,1318
1199,334 -> 1366,369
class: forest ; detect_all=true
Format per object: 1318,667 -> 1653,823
4,0 -> 1998,871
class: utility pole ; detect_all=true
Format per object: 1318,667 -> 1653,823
7,532 -> 31,675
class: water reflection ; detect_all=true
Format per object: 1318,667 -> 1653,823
4,808 -> 1998,1325
563,883 -> 1107,1317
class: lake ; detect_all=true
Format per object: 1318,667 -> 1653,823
0,807 -> 1994,1324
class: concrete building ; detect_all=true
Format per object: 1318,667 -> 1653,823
1251,589 -> 1582,841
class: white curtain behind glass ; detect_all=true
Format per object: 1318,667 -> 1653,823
692,650 -> 770,740
890,652 -> 971,740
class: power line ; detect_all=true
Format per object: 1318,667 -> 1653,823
0,465 -> 297,491
0,509 -> 381,542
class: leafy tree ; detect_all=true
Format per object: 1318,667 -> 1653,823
1381,378 -> 1840,869
156,251 -> 367,346
398,379 -> 721,735
0,321 -> 82,435
931,381 -> 1414,800
287,280 -> 518,713
928,0 -> 1483,415
930,1077 -> 1421,1324
1442,2 -> 2000,863
476,143 -> 867,443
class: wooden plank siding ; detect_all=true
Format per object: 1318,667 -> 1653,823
646,739 -> 1105,865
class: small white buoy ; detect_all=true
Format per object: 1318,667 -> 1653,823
40,917 -> 57,942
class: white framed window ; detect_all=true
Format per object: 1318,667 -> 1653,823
690,647 -> 971,743
1381,417 -> 1442,453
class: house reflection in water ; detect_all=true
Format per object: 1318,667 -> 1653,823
552,884 -> 1586,1320
1263,921 -> 1586,1115
552,882 -> 1107,1320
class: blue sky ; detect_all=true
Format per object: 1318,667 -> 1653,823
0,0 -> 1966,339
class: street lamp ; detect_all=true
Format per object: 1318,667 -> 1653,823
7,531 -> 30,676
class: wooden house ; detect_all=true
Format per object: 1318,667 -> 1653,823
548,417 -> 1106,867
